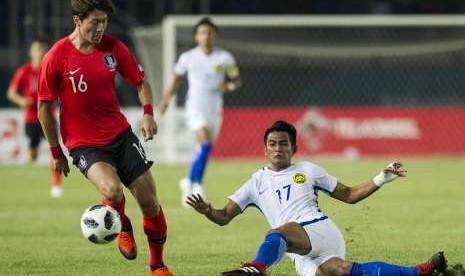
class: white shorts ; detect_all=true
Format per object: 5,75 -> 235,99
287,218 -> 345,276
185,109 -> 223,140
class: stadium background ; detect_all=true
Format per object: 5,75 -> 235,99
1,0 -> 465,163
1,2 -> 465,276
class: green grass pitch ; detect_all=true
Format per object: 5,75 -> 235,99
1,157 -> 464,275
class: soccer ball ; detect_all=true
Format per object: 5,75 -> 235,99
80,204 -> 122,244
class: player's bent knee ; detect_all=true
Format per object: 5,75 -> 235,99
334,262 -> 352,276
100,183 -> 123,202
318,259 -> 352,276
269,221 -> 300,234
269,222 -> 310,255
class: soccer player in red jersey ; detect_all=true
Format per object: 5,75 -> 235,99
7,39 -> 63,198
37,1 -> 173,275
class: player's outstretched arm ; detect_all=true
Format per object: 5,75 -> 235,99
186,194 -> 242,226
158,74 -> 183,115
38,100 -> 69,176
331,161 -> 407,204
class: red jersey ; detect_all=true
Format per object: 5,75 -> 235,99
38,34 -> 144,151
9,63 -> 40,122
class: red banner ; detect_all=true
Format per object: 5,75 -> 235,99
212,107 -> 465,157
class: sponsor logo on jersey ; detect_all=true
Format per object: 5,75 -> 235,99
103,53 -> 117,71
69,68 -> 81,75
293,173 -> 306,184
215,64 -> 223,73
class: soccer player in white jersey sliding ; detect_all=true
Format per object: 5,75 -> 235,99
186,120 -> 447,276
159,17 -> 241,206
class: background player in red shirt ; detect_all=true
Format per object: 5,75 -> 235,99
7,39 -> 63,198
37,1 -> 173,275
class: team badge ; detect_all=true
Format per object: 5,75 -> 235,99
103,53 -> 117,71
215,64 -> 223,73
293,173 -> 306,184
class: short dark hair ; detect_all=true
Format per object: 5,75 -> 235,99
71,0 -> 115,20
193,17 -> 218,34
264,120 -> 297,151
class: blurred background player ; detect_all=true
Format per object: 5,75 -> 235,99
37,0 -> 172,275
187,120 -> 447,276
159,17 -> 241,206
6,39 -> 63,198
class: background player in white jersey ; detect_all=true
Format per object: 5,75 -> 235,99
159,17 -> 241,205
186,120 -> 447,276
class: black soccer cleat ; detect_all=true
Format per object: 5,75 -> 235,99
220,263 -> 266,276
417,251 -> 447,276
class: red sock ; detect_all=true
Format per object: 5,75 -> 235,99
246,261 -> 266,272
101,195 -> 132,232
49,160 -> 61,186
143,208 -> 167,270
416,261 -> 434,276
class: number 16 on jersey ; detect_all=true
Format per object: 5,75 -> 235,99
69,74 -> 88,93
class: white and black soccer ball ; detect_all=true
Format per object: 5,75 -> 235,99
80,204 -> 122,244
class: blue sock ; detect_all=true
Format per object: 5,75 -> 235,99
189,143 -> 212,184
350,261 -> 418,276
253,232 -> 288,267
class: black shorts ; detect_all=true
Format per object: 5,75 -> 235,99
25,122 -> 44,148
69,127 -> 153,186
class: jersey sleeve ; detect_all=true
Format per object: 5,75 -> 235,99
311,163 -> 338,194
9,66 -> 27,91
228,178 -> 256,212
173,52 -> 188,76
115,39 -> 145,87
38,52 -> 61,101
224,52 -> 237,66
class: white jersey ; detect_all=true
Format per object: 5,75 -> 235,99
174,46 -> 236,116
229,161 -> 338,228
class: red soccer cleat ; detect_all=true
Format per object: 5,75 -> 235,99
150,265 -> 174,276
417,251 -> 447,276
118,230 -> 137,260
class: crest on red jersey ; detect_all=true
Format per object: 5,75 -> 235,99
103,53 -> 117,71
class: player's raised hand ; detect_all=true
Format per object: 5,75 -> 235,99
383,162 -> 407,176
373,161 -> 407,187
186,194 -> 212,215
140,115 -> 158,141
